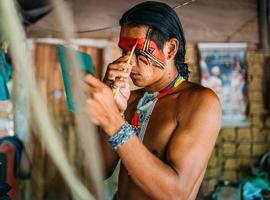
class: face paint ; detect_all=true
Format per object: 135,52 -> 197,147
118,29 -> 166,68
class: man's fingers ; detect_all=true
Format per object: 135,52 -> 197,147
113,55 -> 130,63
106,69 -> 130,81
85,74 -> 103,88
83,80 -> 93,89
86,99 -> 100,125
104,58 -> 132,85
104,78 -> 114,87
108,62 -> 132,71
113,79 -> 126,88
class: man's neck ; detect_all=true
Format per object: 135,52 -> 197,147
145,68 -> 179,93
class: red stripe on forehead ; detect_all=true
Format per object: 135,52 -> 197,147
118,37 -> 145,51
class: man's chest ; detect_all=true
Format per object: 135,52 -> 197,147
126,97 -> 179,159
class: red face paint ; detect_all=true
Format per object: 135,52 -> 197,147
118,36 -> 166,68
118,37 -> 145,52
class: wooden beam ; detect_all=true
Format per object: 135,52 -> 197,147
258,0 -> 269,50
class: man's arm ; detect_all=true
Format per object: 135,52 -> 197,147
116,89 -> 221,199
99,90 -> 139,179
93,55 -> 132,179
99,89 -> 140,179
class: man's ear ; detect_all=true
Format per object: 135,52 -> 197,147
164,38 -> 179,60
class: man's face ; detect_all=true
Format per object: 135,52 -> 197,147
119,25 -> 167,87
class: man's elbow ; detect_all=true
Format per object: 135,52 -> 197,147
171,189 -> 189,200
166,182 -> 192,200
146,178 -> 193,200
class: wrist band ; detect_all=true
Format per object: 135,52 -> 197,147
108,122 -> 135,149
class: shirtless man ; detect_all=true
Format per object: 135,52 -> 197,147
85,2 -> 221,199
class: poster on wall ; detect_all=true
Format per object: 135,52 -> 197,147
198,43 -> 250,127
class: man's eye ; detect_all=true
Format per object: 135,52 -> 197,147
138,56 -> 149,65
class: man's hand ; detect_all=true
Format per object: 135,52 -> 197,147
103,55 -> 132,113
85,74 -> 125,136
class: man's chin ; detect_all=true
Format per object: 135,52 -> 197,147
131,79 -> 147,88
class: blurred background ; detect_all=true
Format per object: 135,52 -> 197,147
0,0 -> 270,199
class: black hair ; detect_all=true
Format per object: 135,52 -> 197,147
119,1 -> 189,80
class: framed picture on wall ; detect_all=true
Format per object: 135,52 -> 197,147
198,43 -> 250,127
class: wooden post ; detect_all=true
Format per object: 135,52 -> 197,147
258,0 -> 269,50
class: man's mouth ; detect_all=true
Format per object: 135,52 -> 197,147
130,72 -> 140,78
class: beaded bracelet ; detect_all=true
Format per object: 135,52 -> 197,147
108,122 -> 135,149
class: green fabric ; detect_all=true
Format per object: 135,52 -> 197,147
240,152 -> 270,199
241,172 -> 270,190
0,49 -> 12,100
57,45 -> 94,112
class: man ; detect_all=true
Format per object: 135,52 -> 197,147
85,1 -> 221,199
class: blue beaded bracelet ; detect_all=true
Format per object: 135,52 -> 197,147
108,122 -> 135,149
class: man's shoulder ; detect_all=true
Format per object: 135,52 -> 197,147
177,81 -> 219,101
174,81 -> 221,126
174,81 -> 221,113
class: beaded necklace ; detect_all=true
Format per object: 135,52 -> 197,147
131,74 -> 185,141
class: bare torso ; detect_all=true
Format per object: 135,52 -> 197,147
116,81 -> 207,200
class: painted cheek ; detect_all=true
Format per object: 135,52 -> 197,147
149,41 -> 166,64
154,49 -> 165,63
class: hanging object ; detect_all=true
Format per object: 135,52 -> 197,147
16,0 -> 53,26
57,44 -> 95,112
0,49 -> 12,100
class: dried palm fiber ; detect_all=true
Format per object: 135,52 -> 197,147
0,0 -> 95,199
50,0 -> 104,199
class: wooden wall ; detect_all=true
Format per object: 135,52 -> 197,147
29,42 -> 104,199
